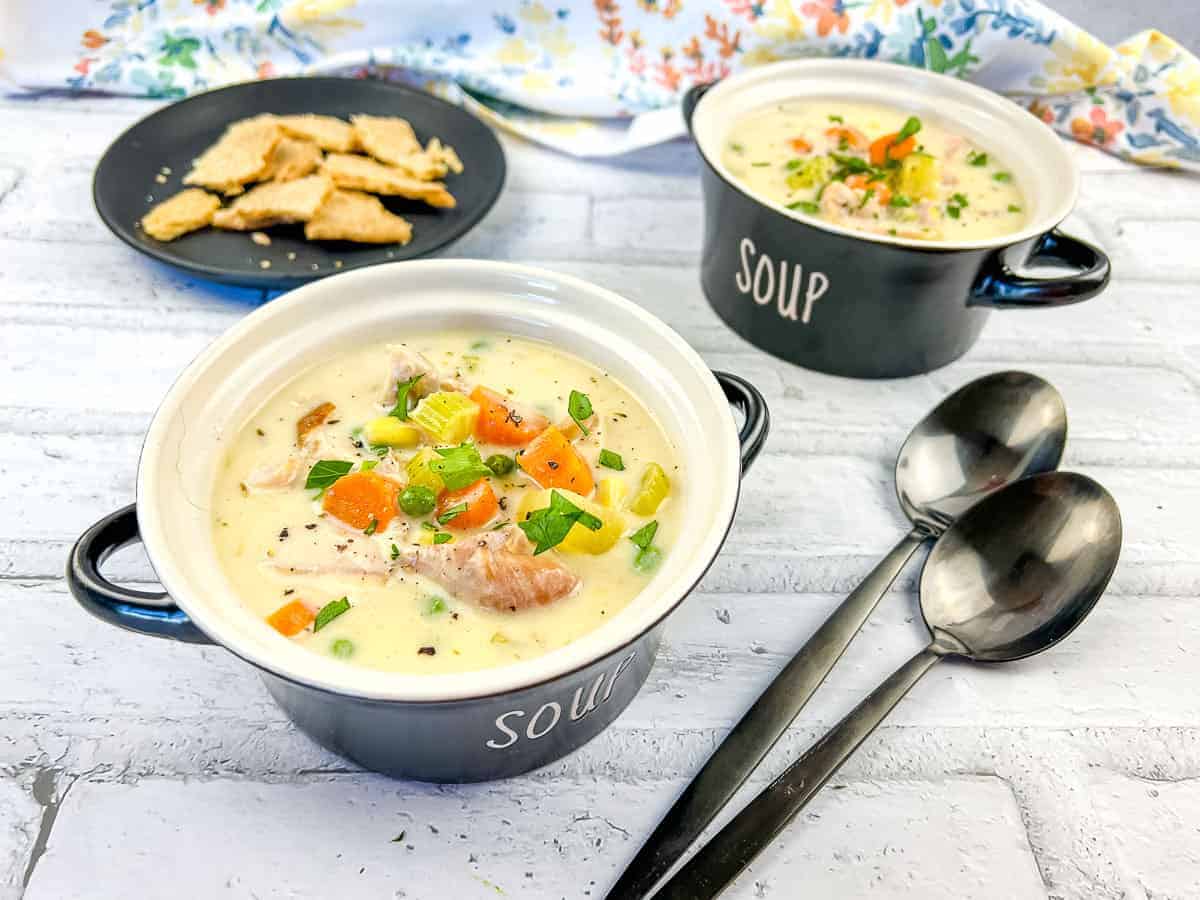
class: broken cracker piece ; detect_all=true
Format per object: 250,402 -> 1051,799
377,137 -> 465,181
141,188 -> 221,241
211,174 -> 334,231
351,114 -> 423,166
304,189 -> 413,244
277,114 -> 358,153
261,136 -> 323,182
183,115 -> 281,195
321,154 -> 456,208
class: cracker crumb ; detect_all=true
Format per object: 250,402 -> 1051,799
250,231 -> 272,246
160,166 -> 172,175
154,174 -> 167,184
334,259 -> 344,268
287,251 -> 297,260
311,263 -> 319,270
260,259 -> 272,269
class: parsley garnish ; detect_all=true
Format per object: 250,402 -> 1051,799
433,532 -> 452,544
425,596 -> 447,615
388,374 -> 422,420
630,521 -> 662,573
429,442 -> 492,491
437,502 -> 468,525
946,192 -> 969,220
889,194 -> 912,208
951,192 -> 969,207
828,114 -> 844,123
947,205 -> 962,219
896,116 -> 922,143
364,516 -> 378,535
305,459 -> 354,491
858,188 -> 876,210
390,543 -> 400,560
788,200 -> 820,214
1007,204 -> 1023,213
360,459 -> 379,472
966,150 -> 988,166
518,490 -> 602,555
785,158 -> 804,170
313,597 -> 350,631
993,171 -> 1012,183
751,161 -> 770,167
568,390 -> 593,437
598,449 -> 625,471
629,520 -> 658,550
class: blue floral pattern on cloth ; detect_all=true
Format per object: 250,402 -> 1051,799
0,0 -> 1196,167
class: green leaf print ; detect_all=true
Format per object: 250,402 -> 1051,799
158,34 -> 202,70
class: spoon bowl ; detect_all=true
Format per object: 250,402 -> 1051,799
654,471 -> 1122,898
897,371 -> 1068,532
922,471 -> 1122,662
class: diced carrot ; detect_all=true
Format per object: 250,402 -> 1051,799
436,478 -> 499,530
297,401 -> 335,446
470,386 -> 549,446
322,471 -> 400,531
789,137 -> 812,154
825,126 -> 868,149
844,173 -> 892,206
267,599 -> 315,637
869,132 -> 916,167
518,426 -> 595,495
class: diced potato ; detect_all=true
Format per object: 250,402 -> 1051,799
405,448 -> 444,492
516,489 -> 625,554
595,477 -> 628,509
364,416 -> 422,448
628,462 -> 670,516
417,529 -> 455,546
409,392 -> 480,443
786,155 -> 835,191
897,152 -> 941,201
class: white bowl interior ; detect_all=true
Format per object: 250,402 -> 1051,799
137,261 -> 741,702
690,59 -> 1078,250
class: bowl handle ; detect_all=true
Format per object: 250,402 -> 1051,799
714,371 -> 769,476
67,504 -> 212,644
682,81 -> 718,134
970,229 -> 1110,308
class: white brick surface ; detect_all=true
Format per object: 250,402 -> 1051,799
2,92 -> 1198,898
24,776 -> 1043,900
0,779 -> 40,899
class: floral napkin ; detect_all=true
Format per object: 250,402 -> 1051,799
1,0 -> 1196,170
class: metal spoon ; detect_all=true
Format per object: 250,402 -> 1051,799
607,371 -> 1067,900
652,471 -> 1121,898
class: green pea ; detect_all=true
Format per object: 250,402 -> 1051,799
330,639 -> 355,659
398,484 -> 436,517
485,454 -> 516,477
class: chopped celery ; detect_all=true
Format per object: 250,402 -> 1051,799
786,155 -> 835,190
897,152 -> 941,200
409,392 -> 479,443
628,462 -> 670,516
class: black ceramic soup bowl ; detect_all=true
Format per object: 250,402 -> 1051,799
685,59 -> 1110,379
66,261 -> 768,783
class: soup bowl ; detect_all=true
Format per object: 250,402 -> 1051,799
685,59 -> 1111,378
66,260 -> 768,783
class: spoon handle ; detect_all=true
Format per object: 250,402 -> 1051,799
653,646 -> 944,900
606,528 -> 927,900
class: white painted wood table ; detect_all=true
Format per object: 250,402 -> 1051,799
2,93 -> 1198,900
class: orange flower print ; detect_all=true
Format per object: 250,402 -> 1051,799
1070,105 -> 1124,147
801,0 -> 850,37
257,61 -> 276,79
194,0 -> 227,15
1029,100 -> 1054,124
81,30 -> 109,49
74,57 -> 97,75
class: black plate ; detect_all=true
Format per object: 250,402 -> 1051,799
93,77 -> 506,288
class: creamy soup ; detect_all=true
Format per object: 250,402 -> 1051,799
211,333 -> 681,674
722,100 -> 1026,242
